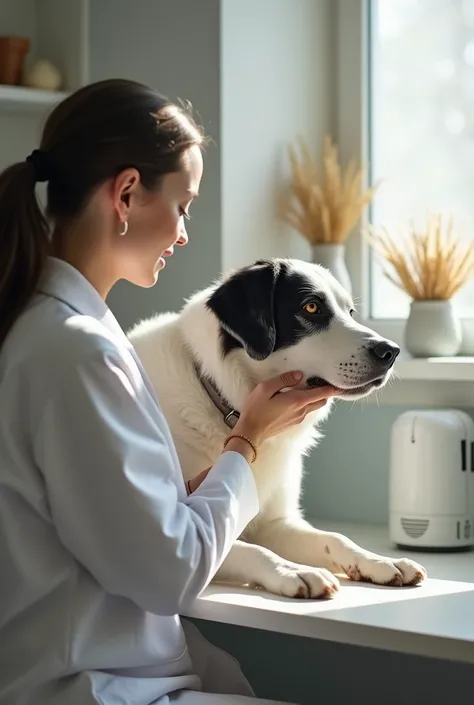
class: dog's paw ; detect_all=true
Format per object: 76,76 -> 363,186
345,555 -> 427,587
392,557 -> 427,585
268,563 -> 340,599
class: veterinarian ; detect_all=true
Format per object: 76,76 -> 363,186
0,79 -> 335,705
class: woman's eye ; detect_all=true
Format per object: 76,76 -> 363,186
179,207 -> 191,220
303,302 -> 318,314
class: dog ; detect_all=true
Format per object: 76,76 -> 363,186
128,258 -> 427,599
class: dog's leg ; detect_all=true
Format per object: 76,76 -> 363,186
254,517 -> 427,587
213,539 -> 340,599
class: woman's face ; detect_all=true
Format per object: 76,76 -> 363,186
115,145 -> 203,287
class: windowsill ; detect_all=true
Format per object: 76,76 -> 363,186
184,521 -> 474,664
397,356 -> 474,382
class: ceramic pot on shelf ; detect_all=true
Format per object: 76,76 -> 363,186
404,299 -> 462,357
0,36 -> 30,86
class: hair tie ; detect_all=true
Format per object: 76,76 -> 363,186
26,149 -> 52,183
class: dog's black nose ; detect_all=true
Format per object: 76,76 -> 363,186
369,340 -> 400,367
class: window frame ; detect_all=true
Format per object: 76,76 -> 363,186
336,0 -> 474,350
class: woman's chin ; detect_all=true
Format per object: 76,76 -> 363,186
135,269 -> 161,289
155,257 -> 167,274
149,267 -> 161,285
147,258 -> 166,285
128,259 -> 165,288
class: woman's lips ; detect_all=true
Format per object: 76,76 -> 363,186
158,249 -> 174,269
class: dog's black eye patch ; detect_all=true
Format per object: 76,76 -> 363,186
271,273 -> 333,350
206,260 -> 281,360
207,260 -> 335,360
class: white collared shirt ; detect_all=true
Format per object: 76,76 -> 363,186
0,257 -> 259,705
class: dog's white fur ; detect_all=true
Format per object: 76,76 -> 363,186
129,259 -> 426,598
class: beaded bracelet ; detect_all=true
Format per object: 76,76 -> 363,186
223,434 -> 258,464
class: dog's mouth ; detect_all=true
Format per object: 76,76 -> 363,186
306,375 -> 385,398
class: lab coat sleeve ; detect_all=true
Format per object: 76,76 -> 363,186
34,347 -> 259,616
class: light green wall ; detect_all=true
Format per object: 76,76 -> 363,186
305,403 -> 415,523
302,402 -> 474,524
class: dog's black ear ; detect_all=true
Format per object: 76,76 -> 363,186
207,259 -> 281,360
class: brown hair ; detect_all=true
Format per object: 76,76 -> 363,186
0,78 -> 204,345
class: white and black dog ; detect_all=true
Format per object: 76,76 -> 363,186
129,258 -> 426,599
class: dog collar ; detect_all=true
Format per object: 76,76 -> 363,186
192,361 -> 240,429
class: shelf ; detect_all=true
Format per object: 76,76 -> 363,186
396,356 -> 474,382
0,85 -> 68,112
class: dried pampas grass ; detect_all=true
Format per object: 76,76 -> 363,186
279,135 -> 377,244
368,213 -> 474,300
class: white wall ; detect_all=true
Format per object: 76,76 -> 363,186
220,0 -> 336,270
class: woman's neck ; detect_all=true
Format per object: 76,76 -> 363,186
50,219 -> 117,299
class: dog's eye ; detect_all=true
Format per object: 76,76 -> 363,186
304,302 -> 318,314
349,309 -> 355,318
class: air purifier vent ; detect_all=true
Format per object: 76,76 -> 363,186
401,517 -> 429,539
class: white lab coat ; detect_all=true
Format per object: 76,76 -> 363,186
0,258 -> 285,705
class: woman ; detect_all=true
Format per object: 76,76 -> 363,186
0,79 -> 335,705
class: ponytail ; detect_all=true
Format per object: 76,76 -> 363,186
0,161 -> 49,346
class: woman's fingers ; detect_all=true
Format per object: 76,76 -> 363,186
293,397 -> 330,424
304,398 -> 330,414
259,371 -> 304,397
286,385 -> 336,407
305,385 -> 337,400
257,373 -> 337,405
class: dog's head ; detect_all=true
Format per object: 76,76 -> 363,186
206,258 -> 399,399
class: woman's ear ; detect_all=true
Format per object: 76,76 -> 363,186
112,167 -> 140,223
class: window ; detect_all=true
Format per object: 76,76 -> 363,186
368,0 -> 474,319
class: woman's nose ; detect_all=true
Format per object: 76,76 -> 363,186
177,225 -> 189,247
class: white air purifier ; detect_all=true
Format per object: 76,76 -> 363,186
389,409 -> 474,551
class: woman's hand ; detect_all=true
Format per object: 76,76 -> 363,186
233,371 -> 336,447
187,372 -> 336,487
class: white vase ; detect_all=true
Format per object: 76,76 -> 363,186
405,300 -> 462,357
312,244 -> 352,295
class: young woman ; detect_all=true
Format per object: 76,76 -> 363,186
0,78 -> 335,705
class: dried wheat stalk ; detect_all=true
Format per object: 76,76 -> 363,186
279,135 -> 377,244
367,213 -> 474,300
